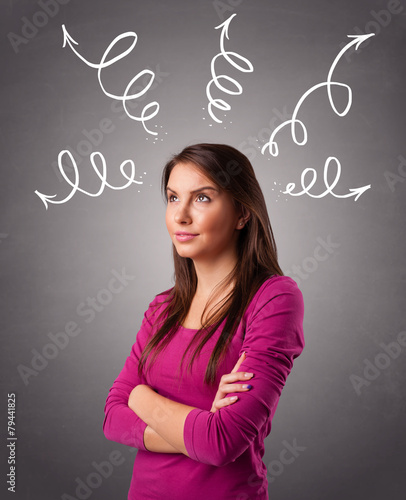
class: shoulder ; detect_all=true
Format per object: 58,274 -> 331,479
149,286 -> 174,306
246,275 -> 304,321
252,274 -> 303,302
143,286 -> 174,325
242,275 -> 305,353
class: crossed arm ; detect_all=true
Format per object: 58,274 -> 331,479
128,385 -> 195,454
128,352 -> 253,455
104,281 -> 305,464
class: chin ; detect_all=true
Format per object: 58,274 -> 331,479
174,249 -> 194,259
173,243 -> 199,259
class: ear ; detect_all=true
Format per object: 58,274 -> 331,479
237,206 -> 251,229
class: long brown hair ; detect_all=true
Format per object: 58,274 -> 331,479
138,143 -> 283,386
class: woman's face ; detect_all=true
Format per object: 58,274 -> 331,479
165,162 -> 243,264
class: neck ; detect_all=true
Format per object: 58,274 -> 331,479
192,250 -> 238,299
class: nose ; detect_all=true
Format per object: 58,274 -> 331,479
174,202 -> 192,224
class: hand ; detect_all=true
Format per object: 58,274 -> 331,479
210,351 -> 254,413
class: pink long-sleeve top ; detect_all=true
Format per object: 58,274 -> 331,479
103,275 -> 305,499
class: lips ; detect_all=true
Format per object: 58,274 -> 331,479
175,232 -> 198,242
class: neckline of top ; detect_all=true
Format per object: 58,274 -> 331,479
178,324 -> 201,331
175,275 -> 280,332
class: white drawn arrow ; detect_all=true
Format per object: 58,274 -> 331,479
61,25 -> 159,135
206,14 -> 254,123
283,157 -> 371,200
35,150 -> 142,210
261,33 -> 375,156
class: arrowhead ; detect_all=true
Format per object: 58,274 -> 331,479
349,184 -> 371,201
215,13 -> 237,39
34,190 -> 57,210
61,24 -> 78,48
347,33 -> 375,51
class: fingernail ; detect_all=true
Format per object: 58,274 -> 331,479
230,396 -> 238,401
244,373 -> 253,378
243,384 -> 252,390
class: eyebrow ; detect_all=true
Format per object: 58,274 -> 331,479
166,186 -> 219,195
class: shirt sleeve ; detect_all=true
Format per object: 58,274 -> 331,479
102,294 -> 166,450
183,276 -> 305,467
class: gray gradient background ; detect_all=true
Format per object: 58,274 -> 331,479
1,0 -> 405,499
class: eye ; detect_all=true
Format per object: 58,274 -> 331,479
196,193 -> 210,202
168,194 -> 178,202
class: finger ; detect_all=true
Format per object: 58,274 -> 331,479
231,351 -> 246,373
214,396 -> 239,409
220,371 -> 254,386
220,382 -> 252,394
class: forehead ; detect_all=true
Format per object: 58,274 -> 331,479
167,162 -> 215,188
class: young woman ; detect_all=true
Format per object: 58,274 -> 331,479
103,143 -> 305,499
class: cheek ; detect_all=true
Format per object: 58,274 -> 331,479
195,210 -> 217,231
165,209 -> 172,230
206,207 -> 236,232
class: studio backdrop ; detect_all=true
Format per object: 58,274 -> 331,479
1,0 -> 405,499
